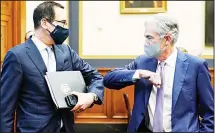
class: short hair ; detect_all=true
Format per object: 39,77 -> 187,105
33,1 -> 64,29
144,13 -> 179,45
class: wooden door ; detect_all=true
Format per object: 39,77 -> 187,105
1,1 -> 13,66
1,1 -> 26,66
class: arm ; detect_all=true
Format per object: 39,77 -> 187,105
103,57 -> 139,90
67,45 -> 104,105
197,61 -> 214,132
0,51 -> 23,132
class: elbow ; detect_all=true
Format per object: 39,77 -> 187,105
103,75 -> 112,88
103,70 -> 130,90
103,80 -> 123,90
103,72 -> 111,86
103,74 -> 116,89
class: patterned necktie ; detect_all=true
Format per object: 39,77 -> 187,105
153,61 -> 166,132
45,47 -> 56,72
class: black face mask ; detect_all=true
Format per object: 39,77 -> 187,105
48,25 -> 69,45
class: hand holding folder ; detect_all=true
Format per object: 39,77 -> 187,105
45,71 -> 87,109
67,91 -> 95,113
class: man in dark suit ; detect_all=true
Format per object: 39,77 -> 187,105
103,14 -> 214,132
0,2 -> 104,132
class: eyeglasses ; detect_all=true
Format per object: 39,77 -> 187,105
43,18 -> 67,27
53,20 -> 67,27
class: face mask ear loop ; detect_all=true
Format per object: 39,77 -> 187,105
44,18 -> 56,33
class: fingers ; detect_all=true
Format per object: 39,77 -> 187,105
156,84 -> 161,88
70,93 -> 93,113
140,70 -> 150,79
139,70 -> 162,88
77,105 -> 88,113
70,91 -> 81,112
154,74 -> 161,87
148,74 -> 161,88
71,103 -> 81,112
74,107 -> 83,113
71,103 -> 87,113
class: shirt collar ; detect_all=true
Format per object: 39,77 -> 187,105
31,35 -> 49,52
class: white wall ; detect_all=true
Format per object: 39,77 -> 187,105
26,1 -> 44,32
25,1 -> 212,58
80,1 -> 209,58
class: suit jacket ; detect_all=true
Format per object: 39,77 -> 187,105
103,50 -> 214,132
0,38 -> 104,132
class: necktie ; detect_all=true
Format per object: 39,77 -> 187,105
153,61 -> 166,132
45,47 -> 56,72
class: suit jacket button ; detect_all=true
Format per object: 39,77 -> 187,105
141,113 -> 144,116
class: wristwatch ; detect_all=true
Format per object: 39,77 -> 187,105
91,93 -> 98,102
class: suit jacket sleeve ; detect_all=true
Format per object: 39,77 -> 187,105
67,45 -> 104,104
0,51 -> 23,132
103,56 -> 140,90
197,60 -> 214,132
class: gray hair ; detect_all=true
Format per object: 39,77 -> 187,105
144,13 -> 179,45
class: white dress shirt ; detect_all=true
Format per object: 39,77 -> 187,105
31,36 -> 56,70
31,36 -> 63,127
133,47 -> 177,132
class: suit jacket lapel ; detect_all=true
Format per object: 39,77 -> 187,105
53,45 -> 64,71
172,50 -> 189,109
144,58 -> 158,106
25,38 -> 47,77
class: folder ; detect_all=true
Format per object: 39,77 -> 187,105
45,71 -> 87,109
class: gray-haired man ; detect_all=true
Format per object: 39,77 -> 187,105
103,14 -> 214,132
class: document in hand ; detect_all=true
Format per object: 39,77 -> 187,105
45,71 -> 87,109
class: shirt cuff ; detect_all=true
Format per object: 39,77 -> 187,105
132,70 -> 141,82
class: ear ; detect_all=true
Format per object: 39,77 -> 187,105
40,18 -> 49,29
164,35 -> 172,45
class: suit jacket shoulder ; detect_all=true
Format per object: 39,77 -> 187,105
135,54 -> 157,66
184,53 -> 207,66
8,42 -> 25,54
54,44 -> 78,56
54,44 -> 69,52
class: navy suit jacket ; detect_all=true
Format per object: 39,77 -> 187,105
0,38 -> 104,132
103,50 -> 214,132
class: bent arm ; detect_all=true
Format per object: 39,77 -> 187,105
68,45 -> 104,105
103,57 -> 140,90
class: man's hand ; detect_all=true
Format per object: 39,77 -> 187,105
139,70 -> 161,88
69,91 -> 94,113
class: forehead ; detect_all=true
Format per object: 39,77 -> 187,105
144,21 -> 158,37
54,6 -> 66,20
